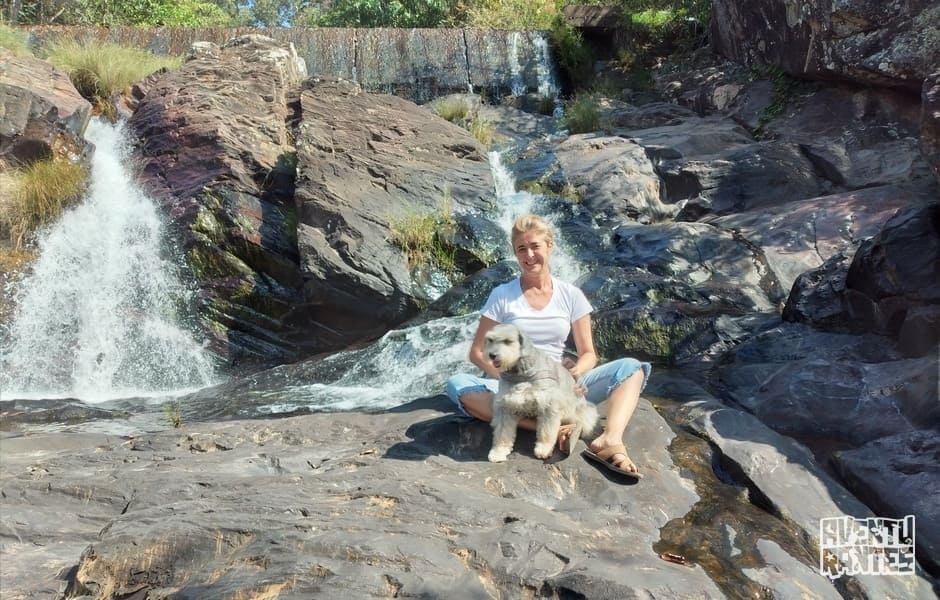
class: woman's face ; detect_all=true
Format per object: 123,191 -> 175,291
512,230 -> 553,276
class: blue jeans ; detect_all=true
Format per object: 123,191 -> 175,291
445,358 -> 652,417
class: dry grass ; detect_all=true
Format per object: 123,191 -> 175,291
1,159 -> 87,248
45,40 -> 182,115
0,23 -> 31,56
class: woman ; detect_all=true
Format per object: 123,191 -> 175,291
445,214 -> 651,479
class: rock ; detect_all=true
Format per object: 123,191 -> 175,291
711,322 -> 939,445
291,77 -> 495,354
0,48 -> 91,166
130,35 -> 308,367
716,183 -> 934,295
654,373 -> 937,598
924,71 -> 940,184
656,141 -> 825,215
0,398 -> 726,599
832,430 -> 940,575
550,133 -> 671,223
710,0 -> 940,91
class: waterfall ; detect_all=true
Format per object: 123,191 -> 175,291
0,119 -> 218,402
508,31 -> 527,96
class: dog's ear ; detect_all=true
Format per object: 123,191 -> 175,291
515,327 -> 537,372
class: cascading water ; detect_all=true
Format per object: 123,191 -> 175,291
0,119 -> 218,402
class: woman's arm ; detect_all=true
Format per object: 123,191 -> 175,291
567,314 -> 598,379
468,316 -> 501,378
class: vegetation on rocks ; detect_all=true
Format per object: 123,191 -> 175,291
0,159 -> 88,249
389,200 -> 459,280
45,40 -> 182,116
431,97 -> 495,146
0,23 -> 30,55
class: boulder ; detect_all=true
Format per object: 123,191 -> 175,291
0,48 -> 91,166
832,430 -> 940,575
710,0 -> 940,91
129,35 -> 308,368
291,78 -> 495,354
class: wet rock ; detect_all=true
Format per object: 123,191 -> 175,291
129,35 -> 308,367
0,48 -> 91,166
923,71 -> 940,184
662,377 -> 937,598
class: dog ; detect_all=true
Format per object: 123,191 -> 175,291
483,323 -> 598,462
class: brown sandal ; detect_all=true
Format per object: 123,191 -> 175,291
582,444 -> 642,480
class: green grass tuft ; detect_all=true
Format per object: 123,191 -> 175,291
563,93 -> 602,134
389,199 -> 458,276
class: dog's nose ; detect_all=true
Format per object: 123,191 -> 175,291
488,352 -> 496,360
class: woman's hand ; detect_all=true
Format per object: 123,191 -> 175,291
562,357 -> 588,396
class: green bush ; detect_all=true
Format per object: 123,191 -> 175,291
389,200 -> 458,275
563,93 -> 601,134
2,159 -> 88,248
46,40 -> 182,115
432,98 -> 494,147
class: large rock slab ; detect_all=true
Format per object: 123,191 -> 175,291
656,375 -> 937,598
924,71 -> 940,183
0,398 -> 726,599
0,48 -> 91,166
713,184 -> 936,294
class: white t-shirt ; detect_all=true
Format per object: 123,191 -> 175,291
480,276 -> 593,362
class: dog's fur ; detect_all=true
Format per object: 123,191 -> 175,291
484,323 -> 599,462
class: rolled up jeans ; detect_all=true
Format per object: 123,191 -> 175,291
445,357 -> 651,417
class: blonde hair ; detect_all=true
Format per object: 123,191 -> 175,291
511,214 -> 554,246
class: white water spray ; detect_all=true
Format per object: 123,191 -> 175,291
1,119 -> 217,402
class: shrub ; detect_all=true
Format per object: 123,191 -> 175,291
0,23 -> 31,56
432,98 -> 494,147
433,97 -> 472,123
45,40 -> 182,115
389,200 -> 458,276
563,93 -> 601,134
2,159 -> 88,248
464,0 -> 557,29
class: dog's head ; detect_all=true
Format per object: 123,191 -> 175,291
483,323 -> 535,373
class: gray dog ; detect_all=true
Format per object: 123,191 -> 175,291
483,323 -> 599,462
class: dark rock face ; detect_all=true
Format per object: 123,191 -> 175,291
0,49 -> 91,166
924,71 -> 940,183
832,430 -> 940,575
785,203 -> 940,357
129,35 -> 308,367
290,78 -> 494,355
710,0 -> 939,91
129,36 -> 494,366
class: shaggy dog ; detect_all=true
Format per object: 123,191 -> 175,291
484,323 -> 599,462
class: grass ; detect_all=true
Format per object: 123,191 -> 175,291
389,199 -> 458,276
432,97 -> 495,147
163,399 -> 183,428
563,93 -> 602,134
45,40 -> 182,116
0,23 -> 31,56
1,159 -> 88,248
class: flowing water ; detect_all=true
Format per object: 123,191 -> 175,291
0,119 -> 217,403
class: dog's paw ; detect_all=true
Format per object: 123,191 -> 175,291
534,442 -> 555,459
488,447 -> 511,462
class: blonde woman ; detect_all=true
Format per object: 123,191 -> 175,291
446,214 -> 650,479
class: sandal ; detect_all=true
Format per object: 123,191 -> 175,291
582,444 -> 642,480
